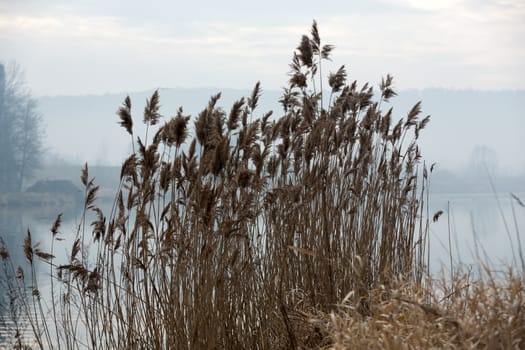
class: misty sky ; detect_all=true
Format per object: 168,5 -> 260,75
1,0 -> 524,96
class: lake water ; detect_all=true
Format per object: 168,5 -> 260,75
1,191 -> 524,274
0,191 -> 524,345
0,202 -> 89,348
428,192 -> 525,273
1,191 -> 524,272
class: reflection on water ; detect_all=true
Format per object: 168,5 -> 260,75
2,192 -> 524,270
428,192 -> 525,273
0,203 -> 81,267
2,192 -> 523,274
0,203 -> 83,347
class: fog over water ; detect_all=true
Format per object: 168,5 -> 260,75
1,192 -> 523,281
37,88 -> 525,177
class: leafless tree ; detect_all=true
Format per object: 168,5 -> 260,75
0,62 -> 44,192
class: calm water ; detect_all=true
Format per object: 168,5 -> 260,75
428,192 -> 525,273
1,192 -> 524,275
0,201 -> 107,348
1,192 -> 524,272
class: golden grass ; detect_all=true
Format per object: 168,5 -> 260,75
319,268 -> 524,349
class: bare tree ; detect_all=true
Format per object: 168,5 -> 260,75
0,62 -> 44,192
467,144 -> 499,177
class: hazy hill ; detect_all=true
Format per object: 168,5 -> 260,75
38,88 -> 525,178
38,88 -> 283,166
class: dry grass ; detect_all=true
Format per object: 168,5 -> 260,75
319,267 -> 525,350
1,21 -> 523,349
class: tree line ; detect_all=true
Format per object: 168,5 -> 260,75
0,63 -> 44,193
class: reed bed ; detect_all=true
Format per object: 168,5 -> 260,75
1,21 -> 522,349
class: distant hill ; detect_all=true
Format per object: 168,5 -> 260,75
38,88 -> 283,166
38,88 -> 525,177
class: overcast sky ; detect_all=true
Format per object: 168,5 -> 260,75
1,0 -> 524,96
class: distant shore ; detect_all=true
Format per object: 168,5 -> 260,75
0,189 -> 115,208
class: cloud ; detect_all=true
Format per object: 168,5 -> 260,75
0,12 -> 299,56
0,11 -> 305,94
386,0 -> 466,11
0,0 -> 523,95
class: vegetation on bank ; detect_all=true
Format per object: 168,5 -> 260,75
0,21 -> 523,349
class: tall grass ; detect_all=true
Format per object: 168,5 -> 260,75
321,266 -> 525,349
3,21 -> 441,349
